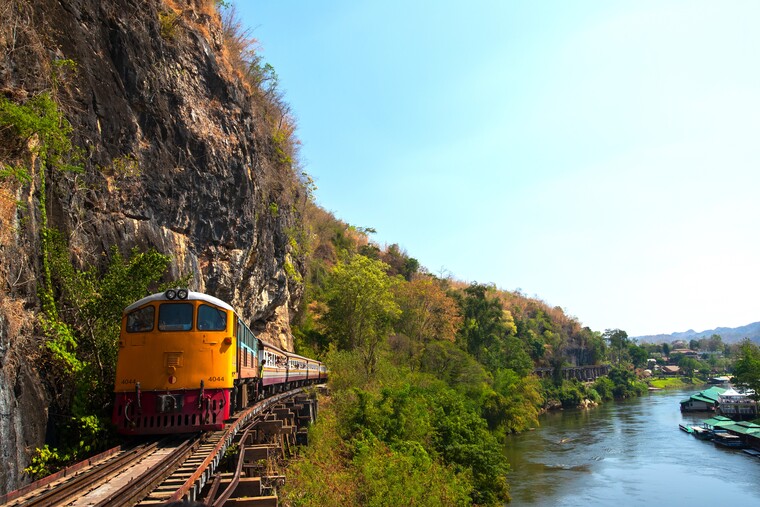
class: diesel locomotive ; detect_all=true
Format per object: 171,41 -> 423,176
112,289 -> 326,435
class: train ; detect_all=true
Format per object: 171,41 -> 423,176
112,289 -> 327,435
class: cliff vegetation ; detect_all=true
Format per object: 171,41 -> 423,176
0,0 -> 307,492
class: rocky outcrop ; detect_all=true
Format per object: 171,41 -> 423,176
0,0 -> 306,492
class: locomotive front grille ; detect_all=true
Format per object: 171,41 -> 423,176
115,388 -> 228,434
124,412 -> 219,430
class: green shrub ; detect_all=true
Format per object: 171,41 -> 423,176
586,388 -> 602,404
558,382 -> 583,408
593,377 -> 615,401
24,445 -> 68,480
158,11 -> 181,40
352,437 -> 471,507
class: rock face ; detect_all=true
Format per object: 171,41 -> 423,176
0,0 -> 306,492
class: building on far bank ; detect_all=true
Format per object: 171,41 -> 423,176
680,386 -> 726,412
718,387 -> 758,419
671,348 -> 700,358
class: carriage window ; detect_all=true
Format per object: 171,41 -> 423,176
126,306 -> 154,333
198,304 -> 227,331
158,303 -> 193,331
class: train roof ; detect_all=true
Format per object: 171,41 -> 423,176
288,352 -> 317,362
123,290 -> 235,314
258,340 -> 320,363
259,340 -> 290,356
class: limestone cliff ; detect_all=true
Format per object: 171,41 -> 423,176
0,0 -> 306,492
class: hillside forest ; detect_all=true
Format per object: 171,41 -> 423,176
3,2 -> 760,506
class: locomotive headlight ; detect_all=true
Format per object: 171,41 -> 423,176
177,288 -> 189,300
165,289 -> 177,300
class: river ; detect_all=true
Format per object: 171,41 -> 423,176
504,388 -> 760,506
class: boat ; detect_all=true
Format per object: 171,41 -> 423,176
679,424 -> 694,434
691,426 -> 712,440
713,432 -> 745,448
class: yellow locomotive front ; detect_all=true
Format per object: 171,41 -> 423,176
112,289 -> 236,435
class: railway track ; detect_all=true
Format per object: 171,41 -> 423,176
3,437 -> 197,507
2,386 -> 322,506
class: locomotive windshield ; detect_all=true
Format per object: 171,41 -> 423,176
126,306 -> 154,333
158,303 -> 193,331
198,304 -> 227,331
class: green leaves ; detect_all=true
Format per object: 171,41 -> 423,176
23,445 -> 68,480
39,315 -> 84,374
351,436 -> 471,507
0,92 -> 83,174
322,255 -> 400,375
733,340 -> 760,401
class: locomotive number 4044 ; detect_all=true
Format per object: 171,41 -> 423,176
208,376 -> 224,382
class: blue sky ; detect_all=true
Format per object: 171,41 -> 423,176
232,1 -> 759,337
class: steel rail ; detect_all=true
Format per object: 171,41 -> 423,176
14,441 -> 162,507
0,445 -> 124,505
92,437 -> 198,507
208,420 -> 257,506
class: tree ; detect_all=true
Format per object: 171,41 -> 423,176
607,367 -> 646,399
603,329 -> 629,366
733,339 -> 760,401
706,334 -> 724,352
678,356 -> 701,377
628,343 -> 649,369
394,276 -> 462,345
579,327 -> 606,365
455,283 -> 516,367
380,243 -> 419,281
322,255 -> 401,375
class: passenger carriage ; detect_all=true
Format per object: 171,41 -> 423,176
260,341 -> 290,395
287,352 -> 311,386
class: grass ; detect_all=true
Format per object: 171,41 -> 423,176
648,377 -> 696,389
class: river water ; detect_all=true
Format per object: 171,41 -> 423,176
504,388 -> 760,506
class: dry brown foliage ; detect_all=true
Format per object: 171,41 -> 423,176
0,0 -> 52,93
394,276 -> 462,343
219,3 -> 260,75
0,188 -> 17,248
0,292 -> 35,370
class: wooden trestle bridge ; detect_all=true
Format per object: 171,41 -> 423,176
533,364 -> 611,381
1,386 -> 326,507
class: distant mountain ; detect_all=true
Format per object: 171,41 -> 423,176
634,322 -> 760,344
